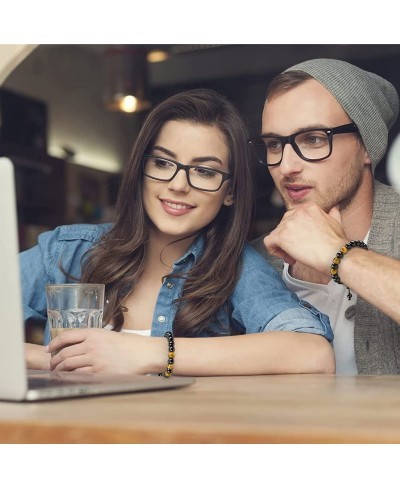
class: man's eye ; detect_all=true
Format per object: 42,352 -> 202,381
266,139 -> 282,152
302,132 -> 328,146
305,136 -> 322,144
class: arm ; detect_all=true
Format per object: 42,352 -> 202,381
338,248 -> 400,323
20,224 -> 110,351
48,235 -> 335,376
263,204 -> 400,324
47,328 -> 335,375
20,242 -> 51,341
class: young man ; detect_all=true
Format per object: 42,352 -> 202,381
250,58 -> 400,374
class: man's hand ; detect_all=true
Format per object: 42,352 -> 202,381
264,204 -> 347,275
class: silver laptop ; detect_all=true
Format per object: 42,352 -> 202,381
0,157 -> 194,401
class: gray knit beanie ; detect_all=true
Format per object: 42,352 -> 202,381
284,58 -> 400,170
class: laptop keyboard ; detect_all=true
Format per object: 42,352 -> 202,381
29,377 -> 68,388
28,376 -> 90,388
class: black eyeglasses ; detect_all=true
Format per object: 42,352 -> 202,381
142,155 -> 232,192
248,123 -> 359,167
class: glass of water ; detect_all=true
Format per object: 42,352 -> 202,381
45,283 -> 105,356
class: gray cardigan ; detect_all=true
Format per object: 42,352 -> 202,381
251,180 -> 400,374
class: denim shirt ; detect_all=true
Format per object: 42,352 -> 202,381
19,223 -> 333,345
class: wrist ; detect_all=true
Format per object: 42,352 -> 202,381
157,331 -> 175,378
330,240 -> 368,300
140,336 -> 166,374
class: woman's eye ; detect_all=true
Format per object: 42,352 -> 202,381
194,166 -> 218,178
154,158 -> 172,169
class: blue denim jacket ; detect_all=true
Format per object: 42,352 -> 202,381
19,223 -> 333,345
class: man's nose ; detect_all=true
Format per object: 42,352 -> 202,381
278,142 -> 304,176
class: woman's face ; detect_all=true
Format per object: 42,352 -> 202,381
142,120 -> 233,242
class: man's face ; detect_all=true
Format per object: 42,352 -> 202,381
261,79 -> 371,212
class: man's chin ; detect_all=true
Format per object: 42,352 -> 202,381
285,199 -> 308,210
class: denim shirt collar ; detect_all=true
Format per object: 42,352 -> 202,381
174,234 -> 205,267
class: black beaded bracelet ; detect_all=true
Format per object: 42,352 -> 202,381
158,331 -> 175,378
330,240 -> 368,300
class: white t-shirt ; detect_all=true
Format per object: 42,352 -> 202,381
104,324 -> 151,336
121,328 -> 151,336
283,264 -> 357,374
282,232 -> 370,375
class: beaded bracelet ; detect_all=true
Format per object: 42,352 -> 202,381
330,240 -> 368,300
158,331 -> 175,378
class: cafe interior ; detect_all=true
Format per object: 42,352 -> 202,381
2,44 -> 399,343
3,44 -> 400,251
2,44 -> 400,450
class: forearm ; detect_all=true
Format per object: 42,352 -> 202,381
48,328 -> 335,376
25,343 -> 50,370
168,332 -> 335,376
339,249 -> 400,323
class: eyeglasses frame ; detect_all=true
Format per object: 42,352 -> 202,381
142,154 -> 232,192
248,123 -> 359,167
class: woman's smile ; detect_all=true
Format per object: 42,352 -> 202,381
160,198 -> 196,216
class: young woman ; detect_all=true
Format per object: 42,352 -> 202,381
22,88 -> 335,375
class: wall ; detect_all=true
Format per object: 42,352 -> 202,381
3,45 -> 139,173
4,44 -> 400,227
0,45 -> 37,84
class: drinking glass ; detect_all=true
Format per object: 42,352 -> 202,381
45,283 -> 105,356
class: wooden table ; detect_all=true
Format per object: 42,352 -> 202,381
1,374 -> 400,443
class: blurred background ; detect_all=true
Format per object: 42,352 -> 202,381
2,44 -> 400,252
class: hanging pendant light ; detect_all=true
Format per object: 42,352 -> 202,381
103,46 -> 152,113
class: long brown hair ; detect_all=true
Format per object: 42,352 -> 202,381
80,88 -> 254,336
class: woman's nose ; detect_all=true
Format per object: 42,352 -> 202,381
167,168 -> 191,192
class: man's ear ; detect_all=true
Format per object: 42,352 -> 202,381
223,189 -> 234,207
363,148 -> 372,167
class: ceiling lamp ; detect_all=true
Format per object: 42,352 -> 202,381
103,46 -> 152,113
147,49 -> 169,63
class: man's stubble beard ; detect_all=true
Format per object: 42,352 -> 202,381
278,156 -> 365,213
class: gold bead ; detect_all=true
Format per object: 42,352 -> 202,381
164,371 -> 171,377
168,352 -> 175,359
341,246 -> 348,254
331,268 -> 338,275
333,257 -> 341,265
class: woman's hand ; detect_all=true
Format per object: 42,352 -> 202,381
25,343 -> 50,370
47,328 -> 165,375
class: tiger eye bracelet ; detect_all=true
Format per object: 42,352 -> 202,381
158,331 -> 175,378
330,240 -> 368,300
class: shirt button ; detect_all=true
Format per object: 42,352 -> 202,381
166,282 -> 173,289
157,315 -> 166,323
345,305 -> 356,320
